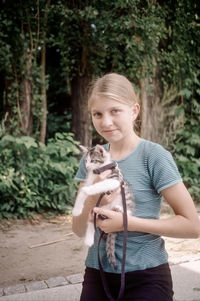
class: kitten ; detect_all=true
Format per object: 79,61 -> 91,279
72,144 -> 134,269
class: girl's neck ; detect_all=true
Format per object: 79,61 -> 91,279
109,134 -> 141,161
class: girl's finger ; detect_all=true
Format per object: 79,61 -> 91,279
93,207 -> 112,218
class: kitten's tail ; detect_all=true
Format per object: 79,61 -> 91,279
106,232 -> 117,270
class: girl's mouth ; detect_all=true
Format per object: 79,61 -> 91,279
103,129 -> 117,133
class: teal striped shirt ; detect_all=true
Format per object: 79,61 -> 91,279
75,139 -> 182,273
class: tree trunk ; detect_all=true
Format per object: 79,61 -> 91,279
139,68 -> 163,143
139,78 -> 149,139
39,0 -> 51,144
20,47 -> 33,136
71,75 -> 92,147
39,42 -> 47,143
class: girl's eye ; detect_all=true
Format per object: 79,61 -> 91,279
92,112 -> 102,118
111,109 -> 119,114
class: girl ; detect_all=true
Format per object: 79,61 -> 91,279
72,73 -> 200,301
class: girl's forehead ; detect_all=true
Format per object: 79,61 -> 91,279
90,97 -> 129,111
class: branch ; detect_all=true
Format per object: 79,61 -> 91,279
29,233 -> 74,248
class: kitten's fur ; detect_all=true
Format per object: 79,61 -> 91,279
72,144 -> 134,269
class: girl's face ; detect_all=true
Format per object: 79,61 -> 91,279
90,97 -> 136,144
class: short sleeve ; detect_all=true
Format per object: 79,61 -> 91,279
147,144 -> 182,193
74,155 -> 87,182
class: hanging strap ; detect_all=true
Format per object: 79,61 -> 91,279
93,178 -> 128,301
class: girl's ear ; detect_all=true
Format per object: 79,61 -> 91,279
132,103 -> 140,120
79,145 -> 88,153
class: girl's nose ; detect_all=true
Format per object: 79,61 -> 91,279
101,114 -> 113,127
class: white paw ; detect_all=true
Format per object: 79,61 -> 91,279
84,235 -> 94,247
82,186 -> 90,194
72,207 -> 82,216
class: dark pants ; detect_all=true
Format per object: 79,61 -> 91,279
80,263 -> 174,301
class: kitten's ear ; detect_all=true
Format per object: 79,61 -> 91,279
95,144 -> 106,155
79,145 -> 88,153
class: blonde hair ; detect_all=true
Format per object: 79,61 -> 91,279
88,73 -> 138,110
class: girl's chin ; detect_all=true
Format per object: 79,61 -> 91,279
102,135 -> 123,144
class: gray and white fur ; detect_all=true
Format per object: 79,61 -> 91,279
72,144 -> 134,269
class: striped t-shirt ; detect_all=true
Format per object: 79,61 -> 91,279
75,139 -> 182,273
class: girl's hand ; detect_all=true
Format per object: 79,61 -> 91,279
93,207 -> 124,233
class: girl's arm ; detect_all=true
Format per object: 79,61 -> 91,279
94,182 -> 200,238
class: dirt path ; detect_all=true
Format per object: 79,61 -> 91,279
0,215 -> 88,287
0,210 -> 200,288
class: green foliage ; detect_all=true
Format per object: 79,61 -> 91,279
160,0 -> 200,90
0,0 -> 51,137
160,0 -> 200,201
0,133 -> 80,219
0,0 -> 199,203
46,111 -> 71,139
53,0 -> 167,82
171,97 -> 200,201
164,91 -> 200,201
0,113 -> 8,139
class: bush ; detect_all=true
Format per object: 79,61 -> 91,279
0,132 -> 80,219
167,97 -> 200,203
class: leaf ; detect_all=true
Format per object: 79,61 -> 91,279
179,89 -> 192,99
16,136 -> 38,149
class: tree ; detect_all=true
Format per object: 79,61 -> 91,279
0,0 -> 52,141
52,2 -> 100,146
53,0 -> 167,145
0,0 -> 199,200
159,0 -> 200,199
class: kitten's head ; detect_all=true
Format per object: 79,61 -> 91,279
80,144 -> 111,170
